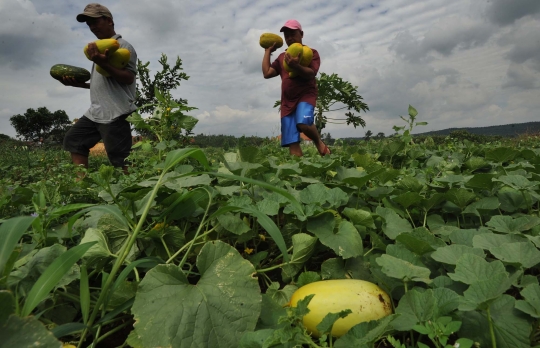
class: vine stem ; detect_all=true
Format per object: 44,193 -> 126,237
77,168 -> 169,347
487,306 -> 497,348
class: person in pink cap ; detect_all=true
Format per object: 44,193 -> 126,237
262,19 -> 330,157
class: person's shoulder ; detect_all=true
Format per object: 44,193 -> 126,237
116,36 -> 136,51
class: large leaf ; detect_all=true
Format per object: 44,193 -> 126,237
448,253 -> 505,285
0,216 -> 35,275
307,213 -> 363,259
515,283 -> 540,318
485,215 -> 540,234
0,314 -> 62,348
21,242 -> 96,317
131,241 -> 261,348
375,254 -> 431,284
489,241 -> 540,268
392,289 -> 436,331
281,233 -> 317,281
460,295 -> 531,348
376,207 -> 413,239
334,315 -> 396,348
431,244 -> 485,265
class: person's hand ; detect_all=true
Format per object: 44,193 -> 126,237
284,52 -> 301,69
85,42 -> 108,66
265,42 -> 277,54
61,76 -> 88,88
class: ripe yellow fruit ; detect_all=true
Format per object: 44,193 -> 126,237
83,39 -> 120,60
283,43 -> 304,73
288,279 -> 392,337
95,48 -> 131,77
289,45 -> 314,78
259,33 -> 284,49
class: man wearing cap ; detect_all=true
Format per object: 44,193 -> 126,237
262,19 -> 330,157
61,3 -> 137,175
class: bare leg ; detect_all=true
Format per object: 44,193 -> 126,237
288,142 -> 303,157
71,153 -> 88,180
297,124 -> 330,155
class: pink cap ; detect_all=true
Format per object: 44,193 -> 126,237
280,19 -> 302,32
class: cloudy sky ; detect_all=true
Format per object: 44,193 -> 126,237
1,0 -> 540,139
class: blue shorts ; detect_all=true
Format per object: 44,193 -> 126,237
281,102 -> 315,147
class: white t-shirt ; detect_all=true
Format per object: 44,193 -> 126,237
84,34 -> 137,124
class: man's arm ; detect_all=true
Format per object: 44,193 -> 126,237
86,42 -> 135,85
262,43 -> 279,79
61,77 -> 90,89
284,53 -> 315,80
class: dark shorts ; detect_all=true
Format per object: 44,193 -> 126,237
63,115 -> 132,167
281,102 -> 315,147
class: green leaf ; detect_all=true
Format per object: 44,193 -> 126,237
445,188 -> 476,210
392,289 -> 436,331
334,315 -> 396,348
79,228 -> 113,264
485,147 -> 519,163
515,283 -> 540,318
465,173 -> 496,190
375,254 -> 431,284
307,213 -> 363,259
408,105 -> 418,118
342,208 -> 375,229
472,233 -> 526,250
336,167 -> 385,188
494,175 -> 537,190
486,215 -> 540,234
396,227 -> 446,255
296,271 -> 321,288
431,245 -> 485,265
21,242 -> 96,317
214,205 -> 290,262
376,207 -> 413,239
79,265 -> 90,325
460,295 -> 531,348
163,147 -> 210,173
217,212 -> 250,235
393,192 -> 423,209
0,216 -> 34,275
459,272 -> 512,311
0,315 -> 62,348
281,233 -> 317,281
0,291 -> 15,326
489,241 -> 540,268
316,310 -> 352,337
448,254 -> 505,285
131,241 -> 261,348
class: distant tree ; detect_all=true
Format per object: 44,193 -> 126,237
10,107 -> 71,142
321,132 -> 334,145
375,132 -> 385,139
275,72 -> 369,134
364,130 -> 373,141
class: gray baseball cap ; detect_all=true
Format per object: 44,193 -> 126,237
76,3 -> 113,22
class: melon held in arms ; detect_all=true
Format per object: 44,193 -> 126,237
287,279 -> 392,337
50,64 -> 91,83
83,38 -> 120,60
95,48 -> 131,77
283,43 -> 313,78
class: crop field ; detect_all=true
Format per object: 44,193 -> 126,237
1,128 -> 540,348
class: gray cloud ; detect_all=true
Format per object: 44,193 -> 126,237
485,0 -> 540,26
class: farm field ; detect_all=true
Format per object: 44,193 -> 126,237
1,129 -> 540,348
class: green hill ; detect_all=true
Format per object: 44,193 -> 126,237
415,121 -> 540,137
